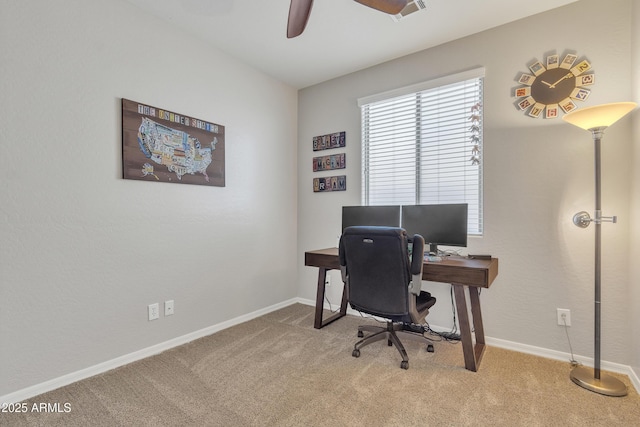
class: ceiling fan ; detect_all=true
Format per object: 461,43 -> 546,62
287,0 -> 408,38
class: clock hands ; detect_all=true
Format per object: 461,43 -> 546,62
541,72 -> 574,89
550,72 -> 574,88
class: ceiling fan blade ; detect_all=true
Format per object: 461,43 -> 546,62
287,0 -> 314,38
353,0 -> 408,15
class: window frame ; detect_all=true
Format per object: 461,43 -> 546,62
357,68 -> 485,236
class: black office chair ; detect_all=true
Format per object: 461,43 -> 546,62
339,226 -> 436,370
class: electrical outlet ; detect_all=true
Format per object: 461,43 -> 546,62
148,303 -> 160,321
325,274 -> 331,287
165,300 -> 174,316
557,308 -> 571,326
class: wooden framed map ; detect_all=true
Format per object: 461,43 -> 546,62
122,99 -> 225,186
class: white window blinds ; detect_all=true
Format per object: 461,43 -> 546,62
358,69 -> 484,235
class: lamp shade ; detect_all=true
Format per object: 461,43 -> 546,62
562,102 -> 637,130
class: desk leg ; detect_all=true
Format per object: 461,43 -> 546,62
469,286 -> 486,353
452,284 -> 486,372
314,267 -> 348,329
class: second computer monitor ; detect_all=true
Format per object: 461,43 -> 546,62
341,205 -> 401,232
401,204 -> 468,254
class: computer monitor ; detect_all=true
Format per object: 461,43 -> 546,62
401,204 -> 468,255
341,205 -> 401,233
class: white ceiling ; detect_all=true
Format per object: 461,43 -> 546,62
123,0 -> 577,89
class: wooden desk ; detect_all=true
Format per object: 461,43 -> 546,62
304,248 -> 499,372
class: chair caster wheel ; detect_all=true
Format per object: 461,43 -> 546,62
400,361 -> 409,370
352,349 -> 360,358
357,331 -> 364,338
427,344 -> 434,353
388,340 -> 393,346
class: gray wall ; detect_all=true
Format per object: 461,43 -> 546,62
298,0 -> 637,367
0,0 -> 298,397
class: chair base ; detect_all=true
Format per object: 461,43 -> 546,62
352,322 -> 434,369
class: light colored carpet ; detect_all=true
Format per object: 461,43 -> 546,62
2,303 -> 639,426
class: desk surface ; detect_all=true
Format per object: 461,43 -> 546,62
304,247 -> 498,288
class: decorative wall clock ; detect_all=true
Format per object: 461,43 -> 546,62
513,52 -> 595,118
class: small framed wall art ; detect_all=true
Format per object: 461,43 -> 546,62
312,131 -> 346,193
313,175 -> 346,193
313,131 -> 345,151
313,153 -> 345,172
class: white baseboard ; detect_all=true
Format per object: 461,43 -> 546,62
1,298 -> 298,405
298,298 -> 640,394
3,297 -> 638,403
632,367 -> 640,394
485,337 -> 640,394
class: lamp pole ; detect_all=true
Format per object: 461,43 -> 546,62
592,128 -> 603,381
569,126 -> 625,396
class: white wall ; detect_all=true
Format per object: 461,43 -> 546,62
298,0 -> 635,366
0,0 -> 298,397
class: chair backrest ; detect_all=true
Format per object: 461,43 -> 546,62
339,226 -> 413,320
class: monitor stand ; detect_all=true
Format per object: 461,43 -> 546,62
429,243 -> 438,255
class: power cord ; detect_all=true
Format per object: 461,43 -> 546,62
439,248 -> 463,257
424,324 -> 458,343
437,284 -> 483,340
325,295 -> 346,314
354,312 -> 443,342
561,316 -> 580,367
428,286 -> 462,342
449,286 -> 458,335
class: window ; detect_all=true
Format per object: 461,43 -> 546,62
358,68 -> 484,235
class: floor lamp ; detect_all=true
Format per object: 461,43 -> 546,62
562,101 -> 636,397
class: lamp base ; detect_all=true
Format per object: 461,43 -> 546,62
570,365 -> 627,396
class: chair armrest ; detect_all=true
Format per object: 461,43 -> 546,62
339,235 -> 348,283
409,234 -> 425,295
